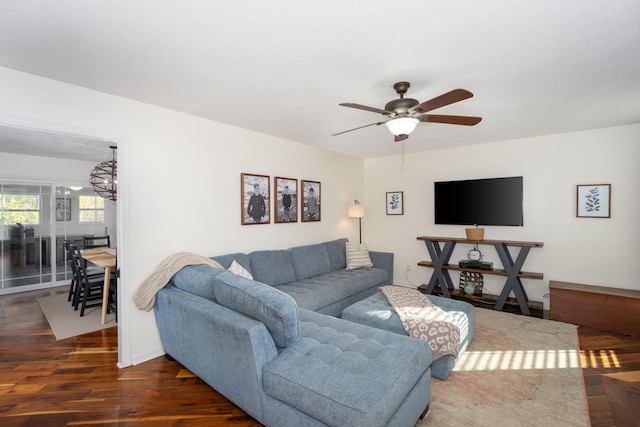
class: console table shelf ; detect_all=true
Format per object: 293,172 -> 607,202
419,285 -> 544,318
416,261 -> 544,280
417,236 -> 544,315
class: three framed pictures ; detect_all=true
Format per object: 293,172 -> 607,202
241,174 -> 320,225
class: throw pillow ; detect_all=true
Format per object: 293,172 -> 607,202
345,242 -> 373,269
229,259 -> 253,280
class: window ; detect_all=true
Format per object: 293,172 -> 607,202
1,193 -> 40,225
79,196 -> 105,223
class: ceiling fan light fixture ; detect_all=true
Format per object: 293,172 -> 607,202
385,117 -> 419,137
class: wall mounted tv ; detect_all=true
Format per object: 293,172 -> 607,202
434,176 -> 524,226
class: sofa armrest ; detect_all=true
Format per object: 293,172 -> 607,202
154,285 -> 278,421
369,251 -> 394,285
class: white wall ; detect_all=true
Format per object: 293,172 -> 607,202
0,66 -> 364,366
364,124 -> 640,309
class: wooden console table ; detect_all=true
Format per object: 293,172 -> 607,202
417,236 -> 544,314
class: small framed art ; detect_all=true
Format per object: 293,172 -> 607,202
301,180 -> 321,222
241,173 -> 270,225
576,184 -> 610,218
386,191 -> 404,215
55,198 -> 71,221
274,177 -> 298,223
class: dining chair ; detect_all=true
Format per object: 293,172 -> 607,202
83,235 -> 110,249
68,244 -> 106,311
74,247 -> 115,317
63,240 -> 78,303
72,247 -> 116,317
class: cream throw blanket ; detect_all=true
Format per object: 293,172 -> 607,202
132,252 -> 223,312
380,285 -> 460,361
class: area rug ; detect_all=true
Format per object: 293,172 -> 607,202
37,290 -> 116,340
417,308 -> 589,427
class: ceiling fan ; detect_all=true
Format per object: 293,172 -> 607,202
333,81 -> 482,142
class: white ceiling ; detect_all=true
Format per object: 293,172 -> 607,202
0,0 -> 639,160
0,123 -> 116,162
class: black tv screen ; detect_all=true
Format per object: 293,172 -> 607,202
434,176 -> 523,226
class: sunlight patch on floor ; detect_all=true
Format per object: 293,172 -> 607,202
580,349 -> 621,369
454,349 -> 582,371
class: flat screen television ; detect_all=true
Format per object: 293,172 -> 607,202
434,176 -> 523,226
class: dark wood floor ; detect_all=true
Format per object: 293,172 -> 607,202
1,286 -> 638,426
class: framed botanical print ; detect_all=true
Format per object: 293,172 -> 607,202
274,177 -> 298,223
241,173 -> 270,225
301,180 -> 321,222
386,191 -> 404,215
576,184 -> 611,218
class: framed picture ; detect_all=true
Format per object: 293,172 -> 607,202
386,191 -> 404,215
274,177 -> 298,223
241,173 -> 270,225
301,180 -> 321,222
55,198 -> 71,221
576,184 -> 611,218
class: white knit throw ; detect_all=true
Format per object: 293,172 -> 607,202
132,252 -> 223,312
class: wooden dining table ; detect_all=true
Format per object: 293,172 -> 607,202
80,247 -> 117,325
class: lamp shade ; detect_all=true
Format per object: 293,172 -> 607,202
385,117 -> 419,136
347,204 -> 365,218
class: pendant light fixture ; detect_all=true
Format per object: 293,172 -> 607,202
90,145 -> 117,201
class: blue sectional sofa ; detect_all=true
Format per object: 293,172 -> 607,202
210,238 -> 393,316
153,239 -> 433,427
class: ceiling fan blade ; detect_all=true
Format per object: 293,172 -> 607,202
332,121 -> 386,136
409,89 -> 474,114
394,134 -> 409,143
418,114 -> 482,126
339,103 -> 392,115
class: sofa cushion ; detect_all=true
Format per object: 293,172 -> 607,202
275,268 -> 388,312
171,264 -> 227,302
263,309 -> 432,427
248,250 -> 297,286
346,242 -> 373,269
323,238 -> 348,271
211,252 -> 252,276
289,243 -> 331,280
213,270 -> 300,348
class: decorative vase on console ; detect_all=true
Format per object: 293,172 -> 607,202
464,282 -> 476,296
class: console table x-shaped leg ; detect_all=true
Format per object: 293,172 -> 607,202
494,244 -> 531,314
423,240 -> 456,297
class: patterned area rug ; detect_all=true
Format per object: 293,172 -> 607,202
417,307 -> 589,427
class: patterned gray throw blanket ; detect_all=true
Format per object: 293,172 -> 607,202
380,286 -> 460,361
